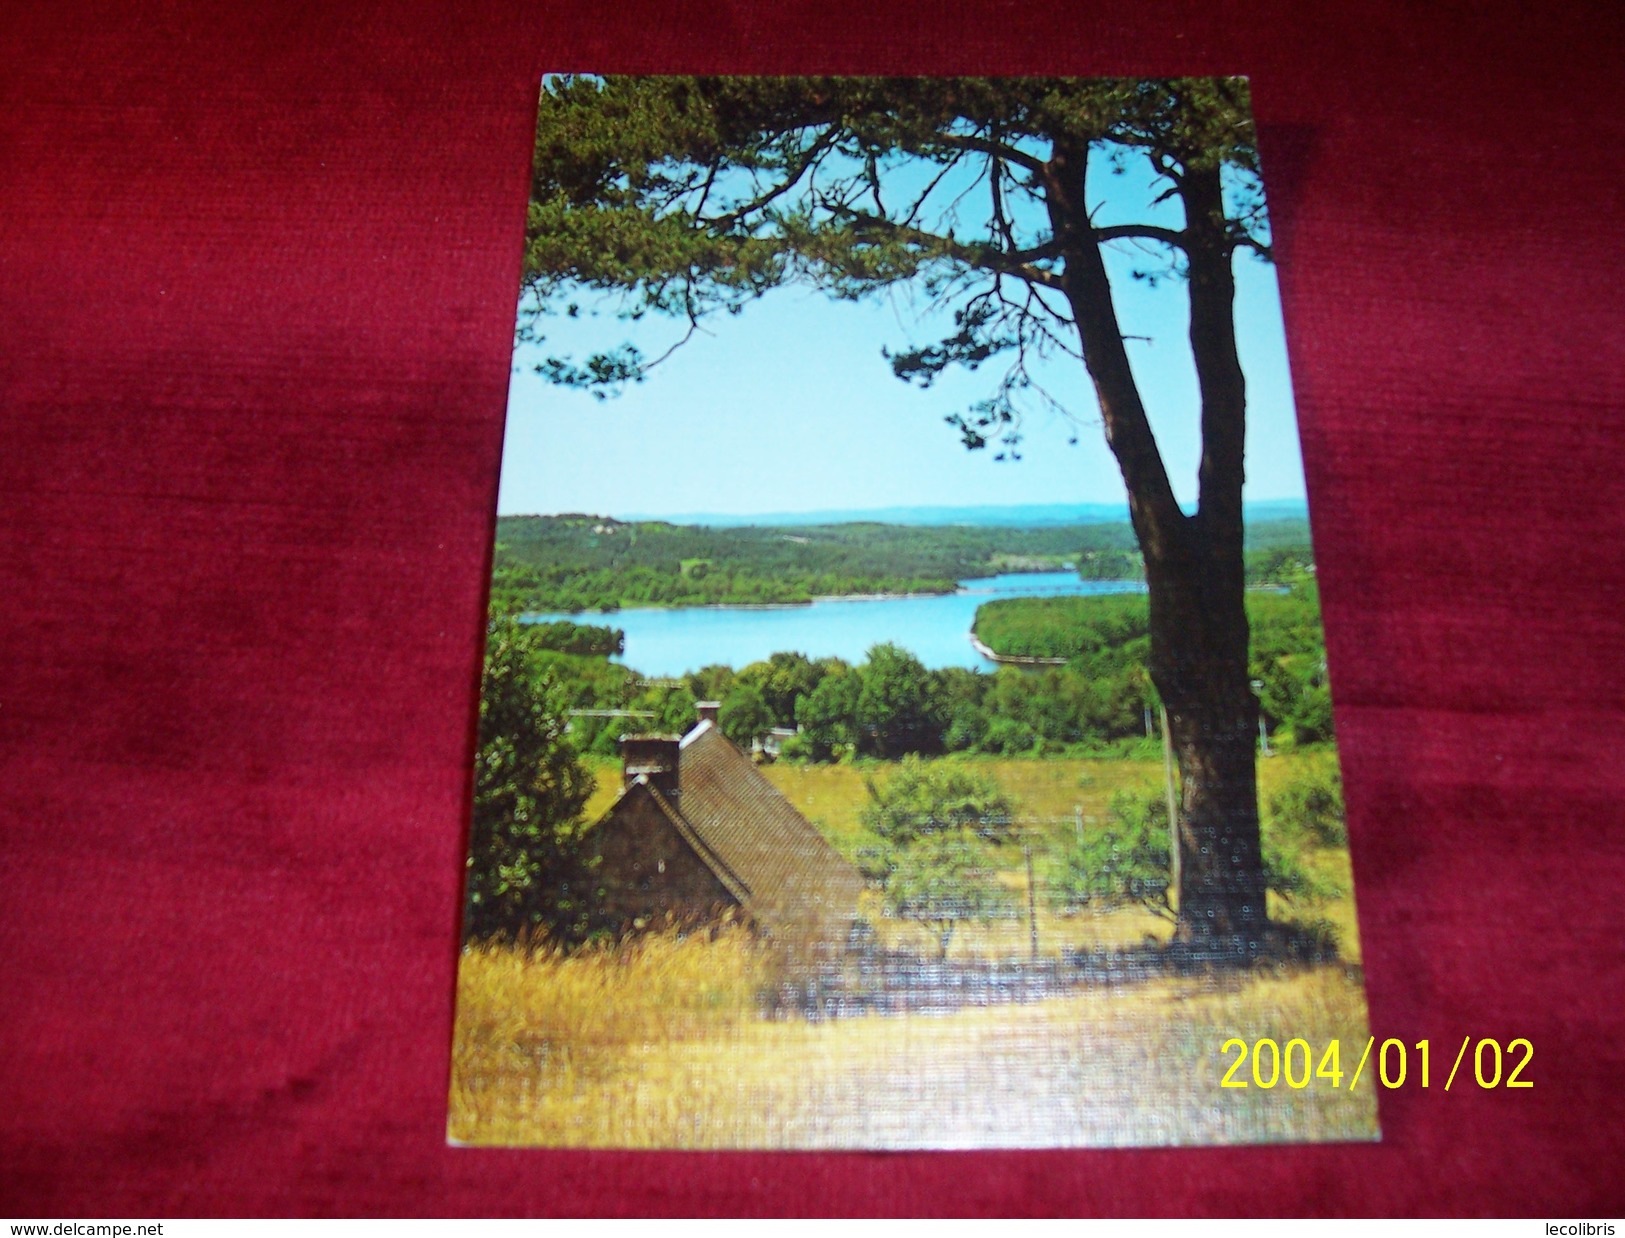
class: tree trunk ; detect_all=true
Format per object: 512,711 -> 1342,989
1149,559 -> 1268,953
1160,158 -> 1269,954
1047,142 -> 1268,957
1168,703 -> 1267,948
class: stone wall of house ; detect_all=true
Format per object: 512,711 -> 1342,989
587,786 -> 740,932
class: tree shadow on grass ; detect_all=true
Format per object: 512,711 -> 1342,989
776,919 -> 1346,1020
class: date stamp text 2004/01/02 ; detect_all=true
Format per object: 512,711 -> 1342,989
1219,1036 -> 1533,1091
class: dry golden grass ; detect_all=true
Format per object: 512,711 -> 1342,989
452,750 -> 1378,1147
856,884 -> 1178,961
448,930 -> 1378,1149
449,926 -> 779,1145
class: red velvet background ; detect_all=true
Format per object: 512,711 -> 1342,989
3,0 -> 1622,1218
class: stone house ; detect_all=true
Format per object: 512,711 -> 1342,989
586,704 -> 866,963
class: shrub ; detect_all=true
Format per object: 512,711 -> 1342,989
1046,787 -> 1174,921
1267,762 -> 1346,846
1049,782 -> 1339,922
775,731 -> 817,763
1262,832 -> 1340,905
977,716 -> 1040,755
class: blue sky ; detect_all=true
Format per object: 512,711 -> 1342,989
496,147 -> 1308,521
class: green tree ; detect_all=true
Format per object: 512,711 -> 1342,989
887,831 -> 1016,959
521,76 -> 1273,952
934,666 -> 991,752
1250,581 -> 1333,747
466,623 -> 596,942
979,716 -> 1041,755
718,682 -> 773,749
859,755 -> 1015,847
634,680 -> 700,735
736,650 -> 824,728
524,619 -> 625,657
794,663 -> 862,760
855,642 -> 939,757
686,663 -> 738,705
860,758 -> 1017,956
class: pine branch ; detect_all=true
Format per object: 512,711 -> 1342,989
838,207 -> 1065,290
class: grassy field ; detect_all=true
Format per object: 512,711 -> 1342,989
583,750 -> 1363,965
448,930 -> 1379,1149
458,749 -> 1372,1148
585,749 -> 1335,838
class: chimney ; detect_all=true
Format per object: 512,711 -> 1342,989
695,700 -> 721,727
619,734 -> 681,797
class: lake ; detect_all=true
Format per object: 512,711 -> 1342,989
521,571 -> 1145,676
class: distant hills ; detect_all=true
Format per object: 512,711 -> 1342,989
490,505 -> 1315,614
609,498 -> 1309,529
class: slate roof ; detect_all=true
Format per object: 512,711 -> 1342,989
607,720 -> 866,954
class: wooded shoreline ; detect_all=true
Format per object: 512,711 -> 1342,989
967,633 -> 1069,666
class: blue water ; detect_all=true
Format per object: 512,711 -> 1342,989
521,572 -> 1146,676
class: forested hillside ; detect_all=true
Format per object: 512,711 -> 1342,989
490,515 -> 1086,612
973,583 -> 1333,746
490,514 -> 1314,613
1073,517 -> 1315,584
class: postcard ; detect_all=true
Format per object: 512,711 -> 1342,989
448,75 -> 1377,1148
